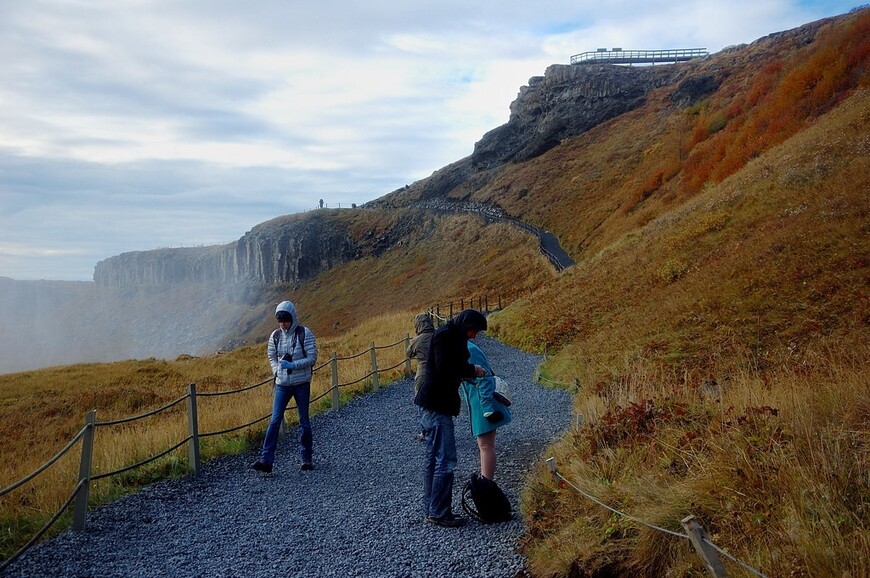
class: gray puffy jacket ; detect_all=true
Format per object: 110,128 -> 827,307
268,301 -> 318,387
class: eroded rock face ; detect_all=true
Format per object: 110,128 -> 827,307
94,214 -> 356,288
471,64 -> 688,169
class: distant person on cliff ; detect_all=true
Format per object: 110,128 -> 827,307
407,312 -> 435,441
459,340 -> 512,480
414,309 -> 487,527
251,300 -> 318,473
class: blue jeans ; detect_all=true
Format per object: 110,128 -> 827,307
421,409 -> 457,519
260,382 -> 312,464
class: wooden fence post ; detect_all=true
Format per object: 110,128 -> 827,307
331,352 -> 340,411
404,333 -> 412,376
485,295 -> 489,313
681,516 -> 728,577
187,383 -> 201,477
545,457 -> 559,485
73,410 -> 96,531
370,342 -> 380,391
449,302 -> 454,318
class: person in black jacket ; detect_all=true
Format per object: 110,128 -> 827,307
414,309 -> 487,527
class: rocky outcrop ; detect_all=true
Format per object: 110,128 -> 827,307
94,213 -> 357,288
369,62 -> 695,207
471,63 -> 690,169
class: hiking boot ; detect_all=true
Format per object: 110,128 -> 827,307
251,460 -> 272,473
301,462 -> 314,471
425,514 -> 466,527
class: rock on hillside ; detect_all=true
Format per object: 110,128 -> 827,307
473,63 -> 692,169
369,62 -> 697,204
94,214 -> 353,288
93,211 -> 424,288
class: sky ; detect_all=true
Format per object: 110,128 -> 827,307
0,1 -> 861,281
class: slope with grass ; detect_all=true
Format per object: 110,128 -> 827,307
2,7 -> 868,576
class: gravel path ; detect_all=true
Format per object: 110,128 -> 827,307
3,336 -> 573,578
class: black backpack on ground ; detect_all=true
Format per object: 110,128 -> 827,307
461,472 -> 512,524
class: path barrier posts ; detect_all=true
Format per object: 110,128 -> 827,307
545,457 -> 768,578
0,335 -> 411,572
1,290 -> 507,569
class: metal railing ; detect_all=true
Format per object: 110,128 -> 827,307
0,335 -> 412,571
571,48 -> 708,65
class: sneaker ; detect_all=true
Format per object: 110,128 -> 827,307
425,514 -> 466,527
415,432 -> 426,441
301,462 -> 314,471
251,460 -> 272,473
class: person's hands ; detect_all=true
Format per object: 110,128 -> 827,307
484,410 -> 504,423
280,359 -> 295,372
474,365 -> 486,377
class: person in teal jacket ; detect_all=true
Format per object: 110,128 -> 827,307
459,340 -> 512,480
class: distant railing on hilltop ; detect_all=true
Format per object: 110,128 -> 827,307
571,47 -> 708,65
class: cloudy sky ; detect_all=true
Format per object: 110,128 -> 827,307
0,1 -> 860,281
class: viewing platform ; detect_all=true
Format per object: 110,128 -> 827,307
571,47 -> 708,65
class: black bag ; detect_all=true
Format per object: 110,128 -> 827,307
461,473 -> 512,523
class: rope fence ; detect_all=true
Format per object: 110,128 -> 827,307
545,457 -> 768,578
0,332 -> 416,570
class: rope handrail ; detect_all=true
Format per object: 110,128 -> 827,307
334,348 -> 371,362
552,468 -> 687,538
0,479 -> 86,573
310,388 -> 334,404
196,377 -> 273,397
200,413 -> 272,438
91,436 -> 192,481
373,338 -> 406,350
0,425 -> 89,498
94,394 -> 189,426
313,359 -> 330,372
337,370 -> 376,388
537,375 -> 570,386
701,536 -> 769,578
377,359 -> 409,373
548,459 -> 768,577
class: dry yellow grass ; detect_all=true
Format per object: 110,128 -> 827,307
0,309 -> 421,558
521,342 -> 869,577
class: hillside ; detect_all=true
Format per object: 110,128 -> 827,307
1,7 -> 868,575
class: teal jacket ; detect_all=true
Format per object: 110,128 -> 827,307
460,341 -> 512,437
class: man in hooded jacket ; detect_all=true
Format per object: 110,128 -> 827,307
414,309 -> 487,527
251,300 -> 318,473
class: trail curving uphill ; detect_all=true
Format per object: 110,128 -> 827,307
413,200 -> 575,271
3,336 -> 572,578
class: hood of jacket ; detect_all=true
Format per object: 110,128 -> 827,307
275,300 -> 299,332
414,313 -> 435,335
450,309 -> 487,335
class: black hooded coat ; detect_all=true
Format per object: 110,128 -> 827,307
413,309 -> 487,416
